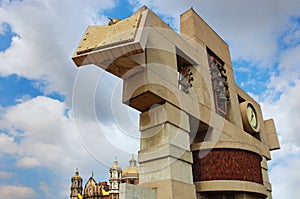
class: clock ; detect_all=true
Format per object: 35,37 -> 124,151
240,101 -> 260,133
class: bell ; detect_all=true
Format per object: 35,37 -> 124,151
218,81 -> 224,88
221,70 -> 227,76
219,93 -> 227,101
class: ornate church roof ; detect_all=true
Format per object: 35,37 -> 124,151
122,154 -> 139,177
110,158 -> 122,170
72,168 -> 82,179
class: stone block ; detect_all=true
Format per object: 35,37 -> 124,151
195,180 -> 268,197
139,156 -> 194,184
253,139 -> 271,160
122,66 -> 185,112
261,156 -> 268,170
191,141 -> 261,157
264,119 -> 280,151
180,9 -> 232,66
140,123 -> 190,151
72,9 -> 151,76
146,31 -> 177,69
262,169 -> 271,191
226,87 -> 244,129
188,66 -> 213,107
139,143 -> 193,165
140,102 -> 190,131
119,183 -> 156,199
140,179 -> 196,199
146,63 -> 178,87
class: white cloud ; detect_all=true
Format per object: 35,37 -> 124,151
268,45 -> 300,93
259,37 -> 300,199
0,133 -> 19,154
0,96 -> 82,171
268,142 -> 300,199
262,45 -> 300,146
15,94 -> 32,104
38,181 -> 50,198
0,184 -> 37,199
0,0 -> 115,100
129,0 -> 300,66
16,157 -> 40,168
0,95 -> 139,198
0,171 -> 14,179
270,157 -> 300,199
261,72 -> 300,198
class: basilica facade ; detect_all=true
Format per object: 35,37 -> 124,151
70,155 -> 139,199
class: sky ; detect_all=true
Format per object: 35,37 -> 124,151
0,0 -> 299,198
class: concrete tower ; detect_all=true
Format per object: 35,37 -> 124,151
72,6 -> 280,199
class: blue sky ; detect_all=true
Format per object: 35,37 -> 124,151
0,0 -> 300,198
0,22 -> 16,51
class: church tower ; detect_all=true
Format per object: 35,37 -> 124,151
109,158 -> 122,199
70,168 -> 83,199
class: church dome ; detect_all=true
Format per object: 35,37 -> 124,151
110,158 -> 122,170
122,155 -> 140,177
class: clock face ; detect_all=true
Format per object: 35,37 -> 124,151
246,104 -> 257,129
240,101 -> 260,134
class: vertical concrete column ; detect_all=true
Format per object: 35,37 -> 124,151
261,157 -> 272,199
138,102 -> 196,199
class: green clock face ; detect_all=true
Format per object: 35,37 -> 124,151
246,104 -> 257,129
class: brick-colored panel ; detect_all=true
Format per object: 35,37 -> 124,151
192,149 -> 263,184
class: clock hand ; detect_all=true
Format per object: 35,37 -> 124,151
250,112 -> 254,122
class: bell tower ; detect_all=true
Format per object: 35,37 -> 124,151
109,158 -> 122,199
70,168 -> 83,199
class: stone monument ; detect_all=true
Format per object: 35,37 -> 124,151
72,6 -> 280,199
